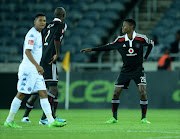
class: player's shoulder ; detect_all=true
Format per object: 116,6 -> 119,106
114,35 -> 125,42
54,21 -> 64,26
135,33 -> 148,39
55,22 -> 67,32
26,27 -> 37,38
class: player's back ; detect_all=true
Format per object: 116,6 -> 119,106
42,20 -> 66,63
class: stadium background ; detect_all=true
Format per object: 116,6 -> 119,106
0,0 -> 180,109
0,0 -> 180,139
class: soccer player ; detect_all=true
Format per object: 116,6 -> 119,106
80,19 -> 153,124
21,7 -> 67,125
4,14 -> 66,128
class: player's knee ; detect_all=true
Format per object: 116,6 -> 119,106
139,86 -> 146,94
16,92 -> 26,100
113,91 -> 119,99
39,90 -> 48,99
49,87 -> 58,97
139,89 -> 147,100
139,89 -> 146,96
28,95 -> 38,104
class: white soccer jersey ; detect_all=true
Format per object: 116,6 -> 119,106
19,27 -> 42,73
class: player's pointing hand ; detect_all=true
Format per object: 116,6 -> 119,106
80,48 -> 92,53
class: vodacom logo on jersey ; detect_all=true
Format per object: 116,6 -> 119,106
128,48 -> 134,53
126,48 -> 137,56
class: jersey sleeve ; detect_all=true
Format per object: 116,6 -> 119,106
92,37 -> 119,51
24,34 -> 35,50
143,36 -> 154,59
143,35 -> 154,47
54,23 -> 67,43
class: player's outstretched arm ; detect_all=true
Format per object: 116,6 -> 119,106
80,48 -> 92,53
80,43 -> 117,53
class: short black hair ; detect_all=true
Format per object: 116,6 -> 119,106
35,13 -> 45,19
124,19 -> 136,29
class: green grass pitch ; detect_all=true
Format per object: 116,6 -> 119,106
0,109 -> 180,139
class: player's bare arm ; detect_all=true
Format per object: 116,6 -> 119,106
25,49 -> 44,74
80,48 -> 92,53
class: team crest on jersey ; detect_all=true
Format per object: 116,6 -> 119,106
28,40 -> 34,45
135,43 -> 140,48
123,44 -> 126,47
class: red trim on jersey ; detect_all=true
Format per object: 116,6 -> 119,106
50,21 -> 62,25
134,37 -> 145,42
117,38 -> 125,42
54,21 -> 62,24
54,40 -> 61,43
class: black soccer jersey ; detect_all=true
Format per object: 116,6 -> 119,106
41,18 -> 67,65
92,31 -> 154,74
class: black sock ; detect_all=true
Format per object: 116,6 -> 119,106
112,99 -> 120,120
140,100 -> 148,119
53,98 -> 58,118
23,102 -> 34,117
41,96 -> 54,120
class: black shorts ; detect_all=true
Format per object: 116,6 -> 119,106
43,63 -> 58,82
45,81 -> 58,87
115,72 -> 147,89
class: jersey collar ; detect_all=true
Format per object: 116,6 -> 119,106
125,31 -> 136,41
53,18 -> 62,22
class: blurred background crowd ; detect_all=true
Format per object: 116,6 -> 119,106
0,0 -> 179,71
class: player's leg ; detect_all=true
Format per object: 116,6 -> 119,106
106,87 -> 123,123
106,74 -> 129,123
38,90 -> 54,124
38,90 -> 66,127
138,85 -> 150,123
48,85 -> 66,121
4,92 -> 26,128
35,75 -> 66,127
40,84 -> 66,123
135,73 -> 150,123
48,85 -> 59,118
112,86 -> 123,119
22,94 -> 39,123
5,70 -> 32,128
41,84 -> 57,120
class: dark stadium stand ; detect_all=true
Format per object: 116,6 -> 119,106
0,0 -> 131,62
150,0 -> 180,48
2,0 -> 179,63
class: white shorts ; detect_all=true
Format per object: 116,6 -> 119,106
17,71 -> 46,94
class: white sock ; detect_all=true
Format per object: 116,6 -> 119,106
6,97 -> 22,123
40,98 -> 54,124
